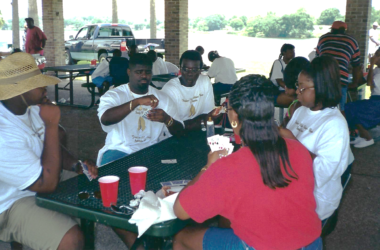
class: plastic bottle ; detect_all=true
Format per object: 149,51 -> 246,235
206,117 -> 215,137
201,121 -> 206,131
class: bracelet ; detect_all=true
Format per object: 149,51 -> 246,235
129,100 -> 133,110
201,167 -> 208,171
165,117 -> 174,127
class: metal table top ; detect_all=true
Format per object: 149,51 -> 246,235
36,131 -> 209,236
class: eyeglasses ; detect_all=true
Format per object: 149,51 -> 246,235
110,204 -> 136,215
295,82 -> 314,94
78,191 -> 101,200
181,67 -> 200,73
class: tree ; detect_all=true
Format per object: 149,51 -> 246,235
371,7 -> 380,26
239,16 -> 247,26
317,8 -> 343,25
0,11 -> 5,29
246,9 -> 314,38
197,20 -> 208,31
204,14 -> 227,31
230,18 -> 244,31
112,0 -> 118,23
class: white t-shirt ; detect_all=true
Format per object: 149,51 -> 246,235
161,74 -> 215,122
207,57 -> 237,84
97,84 -> 183,166
270,58 -> 287,91
0,103 -> 44,214
369,28 -> 380,53
371,67 -> 380,96
286,106 -> 351,220
91,59 -> 110,79
152,57 -> 169,88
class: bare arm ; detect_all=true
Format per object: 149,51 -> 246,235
276,79 -> 286,88
27,105 -> 61,193
184,114 -> 209,131
351,65 -> 362,87
101,95 -> 159,126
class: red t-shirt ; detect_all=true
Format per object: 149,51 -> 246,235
180,139 -> 321,250
25,26 -> 47,55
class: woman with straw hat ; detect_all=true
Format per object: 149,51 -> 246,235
0,52 -> 97,250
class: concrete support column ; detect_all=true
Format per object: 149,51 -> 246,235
345,0 -> 372,66
164,0 -> 188,66
150,0 -> 157,39
12,0 -> 20,49
42,0 -> 65,67
28,0 -> 39,27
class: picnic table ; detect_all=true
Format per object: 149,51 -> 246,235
36,131 -> 212,249
44,64 -> 95,109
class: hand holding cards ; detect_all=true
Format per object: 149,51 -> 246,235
207,135 -> 234,155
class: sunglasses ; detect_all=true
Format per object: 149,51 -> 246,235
110,204 -> 137,215
295,81 -> 314,94
78,191 -> 101,200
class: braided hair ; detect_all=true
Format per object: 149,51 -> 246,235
229,74 -> 298,189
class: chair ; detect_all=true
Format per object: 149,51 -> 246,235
109,57 -> 129,87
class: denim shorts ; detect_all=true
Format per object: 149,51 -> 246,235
100,150 -> 128,166
202,227 -> 322,250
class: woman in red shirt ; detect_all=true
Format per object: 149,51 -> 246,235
173,74 -> 322,250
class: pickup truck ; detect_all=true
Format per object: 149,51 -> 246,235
64,23 -> 165,65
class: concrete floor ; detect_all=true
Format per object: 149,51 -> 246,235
0,80 -> 379,250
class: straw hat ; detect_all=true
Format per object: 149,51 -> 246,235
0,52 -> 60,100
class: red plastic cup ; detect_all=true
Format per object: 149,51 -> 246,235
98,176 -> 120,207
90,59 -> 97,67
234,134 -> 242,145
128,166 -> 148,195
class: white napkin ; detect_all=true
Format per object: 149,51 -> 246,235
128,191 -> 179,237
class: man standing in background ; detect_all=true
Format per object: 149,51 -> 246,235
24,17 -> 47,55
369,22 -> 380,58
316,21 -> 361,111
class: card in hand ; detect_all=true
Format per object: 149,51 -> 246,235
142,107 -> 152,119
80,161 -> 93,181
207,135 -> 234,156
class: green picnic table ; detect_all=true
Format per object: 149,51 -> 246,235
36,131 -> 211,249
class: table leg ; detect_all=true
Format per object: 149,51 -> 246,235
80,219 -> 95,250
69,72 -> 74,105
55,71 -> 59,103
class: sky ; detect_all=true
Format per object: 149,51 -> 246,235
1,0 -> 380,22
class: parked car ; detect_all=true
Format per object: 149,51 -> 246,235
64,23 -> 165,65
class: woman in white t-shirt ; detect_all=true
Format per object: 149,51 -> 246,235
345,48 -> 380,148
270,43 -> 296,107
207,51 -> 238,99
280,56 -> 352,221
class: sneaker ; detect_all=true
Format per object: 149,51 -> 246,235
354,139 -> 374,148
350,136 -> 365,145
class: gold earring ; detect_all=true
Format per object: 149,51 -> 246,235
231,121 -> 238,128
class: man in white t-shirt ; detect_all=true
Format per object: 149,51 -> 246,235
0,53 -> 98,249
207,50 -> 238,101
369,22 -> 380,57
97,53 -> 184,166
147,50 -> 168,88
270,43 -> 296,107
162,50 -> 215,131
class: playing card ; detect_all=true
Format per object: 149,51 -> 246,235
161,159 -> 177,164
80,161 -> 93,181
142,107 -> 152,119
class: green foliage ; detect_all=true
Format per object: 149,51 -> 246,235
371,7 -> 380,26
156,20 -> 162,26
317,8 -> 344,25
239,16 -> 247,26
134,23 -> 145,30
192,17 -> 203,29
0,10 -> 4,29
246,9 -> 313,38
197,20 -> 208,31
204,14 -> 227,31
230,18 -> 244,31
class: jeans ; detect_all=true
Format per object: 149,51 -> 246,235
100,150 -> 128,166
92,76 -> 113,88
203,227 -> 323,250
339,86 -> 348,111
